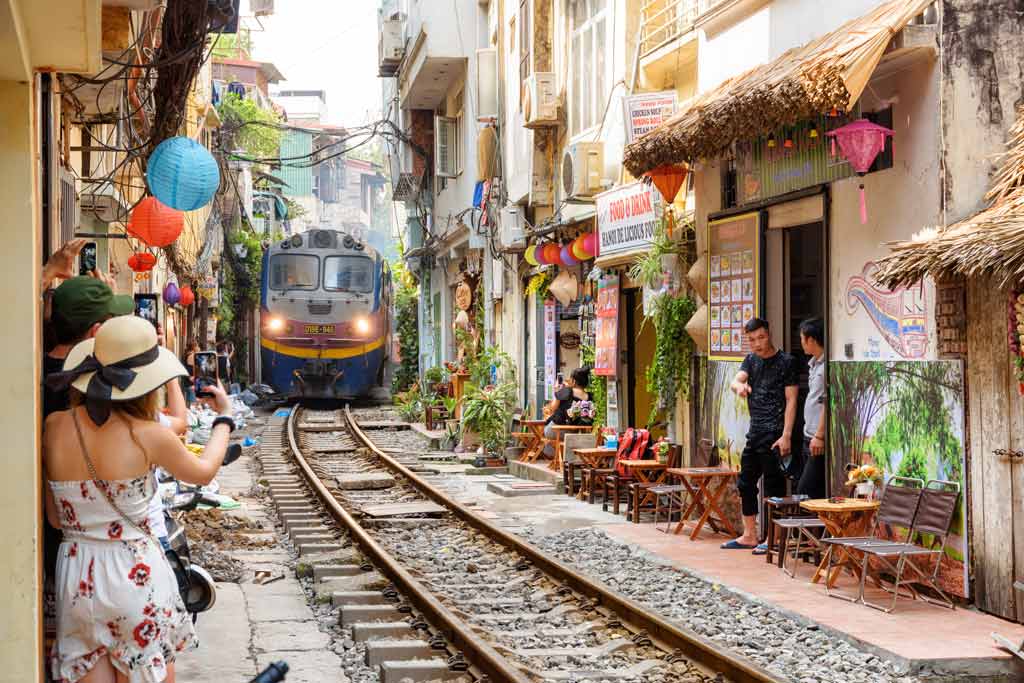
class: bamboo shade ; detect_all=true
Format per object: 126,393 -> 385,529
622,0 -> 933,177
876,106 -> 1024,289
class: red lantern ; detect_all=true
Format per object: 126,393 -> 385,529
179,286 -> 195,307
127,196 -> 184,248
827,118 -> 894,224
127,252 -> 157,272
645,164 -> 688,204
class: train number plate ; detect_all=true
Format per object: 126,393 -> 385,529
304,324 -> 335,335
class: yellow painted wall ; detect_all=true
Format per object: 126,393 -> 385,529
0,77 -> 43,683
630,296 -> 662,437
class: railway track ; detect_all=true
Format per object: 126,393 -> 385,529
260,405 -> 790,683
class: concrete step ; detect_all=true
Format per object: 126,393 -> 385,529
331,591 -> 390,606
297,542 -> 344,557
379,659 -> 471,683
350,622 -> 416,643
365,639 -> 434,667
312,564 -> 364,581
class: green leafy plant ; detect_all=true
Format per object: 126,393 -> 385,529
644,293 -> 698,425
466,344 -> 515,389
460,381 -> 517,454
393,383 -> 424,423
628,214 -> 695,289
525,269 -> 555,300
391,256 -> 420,394
217,93 -> 283,159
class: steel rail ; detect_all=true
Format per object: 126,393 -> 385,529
344,406 -> 791,683
285,406 -> 535,683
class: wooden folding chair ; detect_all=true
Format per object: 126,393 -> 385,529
563,432 -> 597,495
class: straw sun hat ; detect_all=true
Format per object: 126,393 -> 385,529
47,315 -> 188,425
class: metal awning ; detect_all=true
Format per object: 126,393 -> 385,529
623,0 -> 933,176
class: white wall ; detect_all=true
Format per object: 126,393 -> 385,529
697,5 -> 771,94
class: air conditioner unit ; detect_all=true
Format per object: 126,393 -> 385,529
251,0 -> 274,16
379,19 -> 405,75
476,48 -> 498,121
523,72 -> 558,128
562,142 -> 604,200
79,182 -> 128,224
500,205 -> 526,249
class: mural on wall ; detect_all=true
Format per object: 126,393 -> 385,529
829,360 -> 968,598
697,360 -> 750,469
845,262 -> 928,359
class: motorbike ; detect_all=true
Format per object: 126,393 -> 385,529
161,443 -> 242,617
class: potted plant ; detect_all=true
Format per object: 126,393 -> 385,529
654,438 -> 671,464
441,420 -> 461,451
845,464 -> 884,499
459,381 -> 516,459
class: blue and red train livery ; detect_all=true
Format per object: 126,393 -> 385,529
260,229 -> 391,399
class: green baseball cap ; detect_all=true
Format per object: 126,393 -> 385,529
52,277 -> 135,337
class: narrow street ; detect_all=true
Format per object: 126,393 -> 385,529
4,1 -> 1024,683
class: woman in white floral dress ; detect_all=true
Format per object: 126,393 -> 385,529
43,316 -> 235,683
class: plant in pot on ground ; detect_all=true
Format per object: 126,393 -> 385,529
394,384 -> 424,423
460,381 -> 516,458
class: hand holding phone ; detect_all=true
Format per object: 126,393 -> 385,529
194,351 -> 218,398
79,242 -> 98,276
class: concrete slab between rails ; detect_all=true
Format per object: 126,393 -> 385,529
335,472 -> 397,490
340,604 -> 405,625
350,622 -> 417,643
360,517 -> 445,530
378,659 -> 472,683
365,639 -> 435,667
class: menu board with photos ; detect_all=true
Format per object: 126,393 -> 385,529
708,211 -> 760,361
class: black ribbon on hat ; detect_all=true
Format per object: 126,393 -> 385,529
46,346 -> 160,425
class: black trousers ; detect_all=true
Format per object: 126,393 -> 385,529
737,431 -> 787,517
796,436 -> 827,499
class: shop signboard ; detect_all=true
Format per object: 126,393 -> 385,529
606,380 -> 620,432
596,182 -> 662,259
594,274 -> 619,376
708,211 -> 759,361
623,91 -> 678,144
544,299 -> 557,400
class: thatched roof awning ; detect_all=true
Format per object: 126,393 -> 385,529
622,0 -> 933,177
875,105 -> 1024,289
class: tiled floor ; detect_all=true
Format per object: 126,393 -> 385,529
600,522 -> 1024,672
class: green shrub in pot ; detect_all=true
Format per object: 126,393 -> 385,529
459,381 -> 516,456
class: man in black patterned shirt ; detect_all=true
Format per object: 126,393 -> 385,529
722,318 -> 798,551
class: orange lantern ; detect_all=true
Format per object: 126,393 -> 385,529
646,164 -> 689,204
127,196 -> 184,248
542,243 -> 561,265
179,286 -> 195,307
127,252 -> 157,272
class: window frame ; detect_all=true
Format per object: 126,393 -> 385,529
268,253 -> 320,292
519,0 -> 530,112
322,255 -> 375,293
568,0 -> 609,138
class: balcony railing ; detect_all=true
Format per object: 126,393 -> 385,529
640,0 -> 729,57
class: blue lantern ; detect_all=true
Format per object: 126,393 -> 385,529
147,137 -> 220,211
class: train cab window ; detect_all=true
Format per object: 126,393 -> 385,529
324,256 -> 373,293
269,254 -> 319,291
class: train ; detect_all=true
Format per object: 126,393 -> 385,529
259,228 -> 392,399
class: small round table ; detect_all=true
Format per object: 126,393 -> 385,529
800,498 -> 880,587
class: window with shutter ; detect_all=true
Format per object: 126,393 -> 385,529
434,116 -> 459,178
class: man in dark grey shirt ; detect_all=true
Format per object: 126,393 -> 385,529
723,318 -> 798,550
796,318 -> 827,499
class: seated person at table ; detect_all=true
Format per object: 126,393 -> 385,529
541,368 -> 591,456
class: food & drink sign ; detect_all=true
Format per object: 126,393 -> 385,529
596,182 -> 662,259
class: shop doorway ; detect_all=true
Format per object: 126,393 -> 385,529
765,220 -> 825,453
624,288 -> 661,437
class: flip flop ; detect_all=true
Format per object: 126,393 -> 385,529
751,543 -> 768,555
720,540 -> 757,550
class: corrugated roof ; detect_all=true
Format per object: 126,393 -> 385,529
622,0 -> 932,176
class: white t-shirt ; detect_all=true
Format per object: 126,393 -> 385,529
147,414 -> 173,539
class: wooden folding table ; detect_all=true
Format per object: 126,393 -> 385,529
666,467 -> 739,540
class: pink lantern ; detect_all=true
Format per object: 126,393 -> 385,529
827,118 -> 893,224
583,232 -> 598,258
560,245 -> 578,267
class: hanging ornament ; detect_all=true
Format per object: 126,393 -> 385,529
571,235 -> 591,261
163,281 -> 181,305
583,232 -> 598,258
524,245 -> 540,267
127,252 -> 157,272
827,118 -> 894,225
542,243 -> 561,265
128,197 -> 184,247
808,126 -> 819,146
766,132 -> 777,148
179,286 -> 195,307
146,136 -> 221,211
534,244 -> 549,265
560,245 -> 579,267
783,132 -> 794,150
645,164 -> 689,204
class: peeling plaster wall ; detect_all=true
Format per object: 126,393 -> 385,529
941,0 -> 1024,223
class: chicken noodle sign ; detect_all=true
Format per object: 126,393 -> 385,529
596,182 -> 662,259
623,91 -> 678,143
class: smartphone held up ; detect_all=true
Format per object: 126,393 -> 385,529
194,351 -> 218,398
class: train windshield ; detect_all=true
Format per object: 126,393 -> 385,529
323,255 -> 374,293
269,254 -> 319,291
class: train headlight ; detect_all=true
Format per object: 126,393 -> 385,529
354,317 -> 371,336
267,317 -> 285,333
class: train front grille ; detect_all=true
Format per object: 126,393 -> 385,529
307,301 -> 332,316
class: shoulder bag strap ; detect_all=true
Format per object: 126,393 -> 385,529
72,409 -> 160,550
